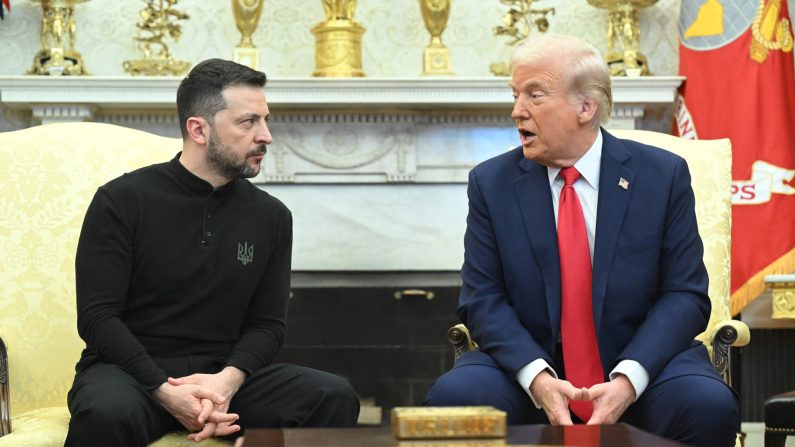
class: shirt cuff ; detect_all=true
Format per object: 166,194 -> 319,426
517,359 -> 558,408
609,360 -> 649,401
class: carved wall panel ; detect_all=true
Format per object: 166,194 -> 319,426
259,113 -> 417,183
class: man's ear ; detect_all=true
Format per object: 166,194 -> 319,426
577,99 -> 598,125
186,117 -> 208,145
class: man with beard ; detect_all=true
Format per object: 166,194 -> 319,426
65,59 -> 360,447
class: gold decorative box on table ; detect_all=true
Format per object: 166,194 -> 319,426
391,406 -> 507,440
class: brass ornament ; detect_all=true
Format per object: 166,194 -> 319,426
123,0 -> 190,76
232,0 -> 265,69
489,0 -> 555,76
588,0 -> 658,77
311,0 -> 365,77
749,0 -> 793,64
28,0 -> 90,76
419,0 -> 453,76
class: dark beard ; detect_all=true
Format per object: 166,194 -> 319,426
206,131 -> 267,179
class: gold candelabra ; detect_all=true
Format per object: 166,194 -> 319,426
311,0 -> 365,77
28,0 -> 90,76
588,0 -> 657,76
419,0 -> 453,75
232,0 -> 265,69
490,0 -> 555,76
123,0 -> 190,76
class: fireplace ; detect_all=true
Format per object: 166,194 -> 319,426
275,272 -> 462,422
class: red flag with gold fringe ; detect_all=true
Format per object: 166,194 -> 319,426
676,0 -> 795,315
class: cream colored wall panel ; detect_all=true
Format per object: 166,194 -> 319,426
0,0 -> 692,77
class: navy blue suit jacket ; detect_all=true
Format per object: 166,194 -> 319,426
458,128 -> 720,387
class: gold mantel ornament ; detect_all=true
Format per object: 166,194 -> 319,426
232,0 -> 265,69
419,0 -> 454,76
587,0 -> 658,76
123,0 -> 190,76
311,0 -> 365,77
490,0 -> 555,76
28,0 -> 90,76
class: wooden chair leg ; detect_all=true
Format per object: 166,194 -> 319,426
764,431 -> 787,447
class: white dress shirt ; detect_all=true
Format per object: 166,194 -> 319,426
515,131 -> 649,408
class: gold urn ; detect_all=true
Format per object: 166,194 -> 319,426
419,0 -> 454,75
232,0 -> 265,69
311,0 -> 365,77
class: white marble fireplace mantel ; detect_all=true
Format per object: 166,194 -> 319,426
0,76 -> 683,272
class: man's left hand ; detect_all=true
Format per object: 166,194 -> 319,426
584,374 -> 635,425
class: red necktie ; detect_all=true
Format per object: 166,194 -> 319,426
557,167 -> 603,422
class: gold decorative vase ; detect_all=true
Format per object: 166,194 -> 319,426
587,0 -> 658,76
419,0 -> 453,75
311,0 -> 365,77
28,0 -> 90,76
232,0 -> 265,69
123,0 -> 190,76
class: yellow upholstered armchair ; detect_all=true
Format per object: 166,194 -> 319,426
448,130 -> 750,400
0,123 -> 229,446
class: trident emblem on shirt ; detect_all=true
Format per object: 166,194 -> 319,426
237,242 -> 254,266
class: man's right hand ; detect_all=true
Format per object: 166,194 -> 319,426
152,381 -> 239,432
529,370 -> 589,425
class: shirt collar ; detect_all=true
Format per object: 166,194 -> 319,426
168,152 -> 239,195
547,130 -> 602,190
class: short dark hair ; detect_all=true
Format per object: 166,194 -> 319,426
176,59 -> 267,138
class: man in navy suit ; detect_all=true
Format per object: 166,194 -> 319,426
424,34 -> 739,447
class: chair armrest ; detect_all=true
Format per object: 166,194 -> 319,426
1,336 -> 10,437
447,324 -> 478,360
710,320 -> 750,387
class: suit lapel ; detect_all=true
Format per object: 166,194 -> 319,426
592,130 -> 634,336
514,157 -> 562,340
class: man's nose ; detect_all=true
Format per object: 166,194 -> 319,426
511,100 -> 528,120
255,122 -> 273,145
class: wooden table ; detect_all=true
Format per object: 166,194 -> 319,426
241,423 -> 685,446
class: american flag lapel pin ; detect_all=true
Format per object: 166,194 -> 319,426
618,177 -> 629,189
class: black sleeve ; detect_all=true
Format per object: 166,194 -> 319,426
224,206 -> 292,374
75,187 -> 168,389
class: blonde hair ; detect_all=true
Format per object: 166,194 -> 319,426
510,33 -> 612,127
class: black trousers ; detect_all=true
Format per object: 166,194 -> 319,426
65,360 -> 360,447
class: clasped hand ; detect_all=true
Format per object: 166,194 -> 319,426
154,367 -> 246,442
530,371 -> 635,426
